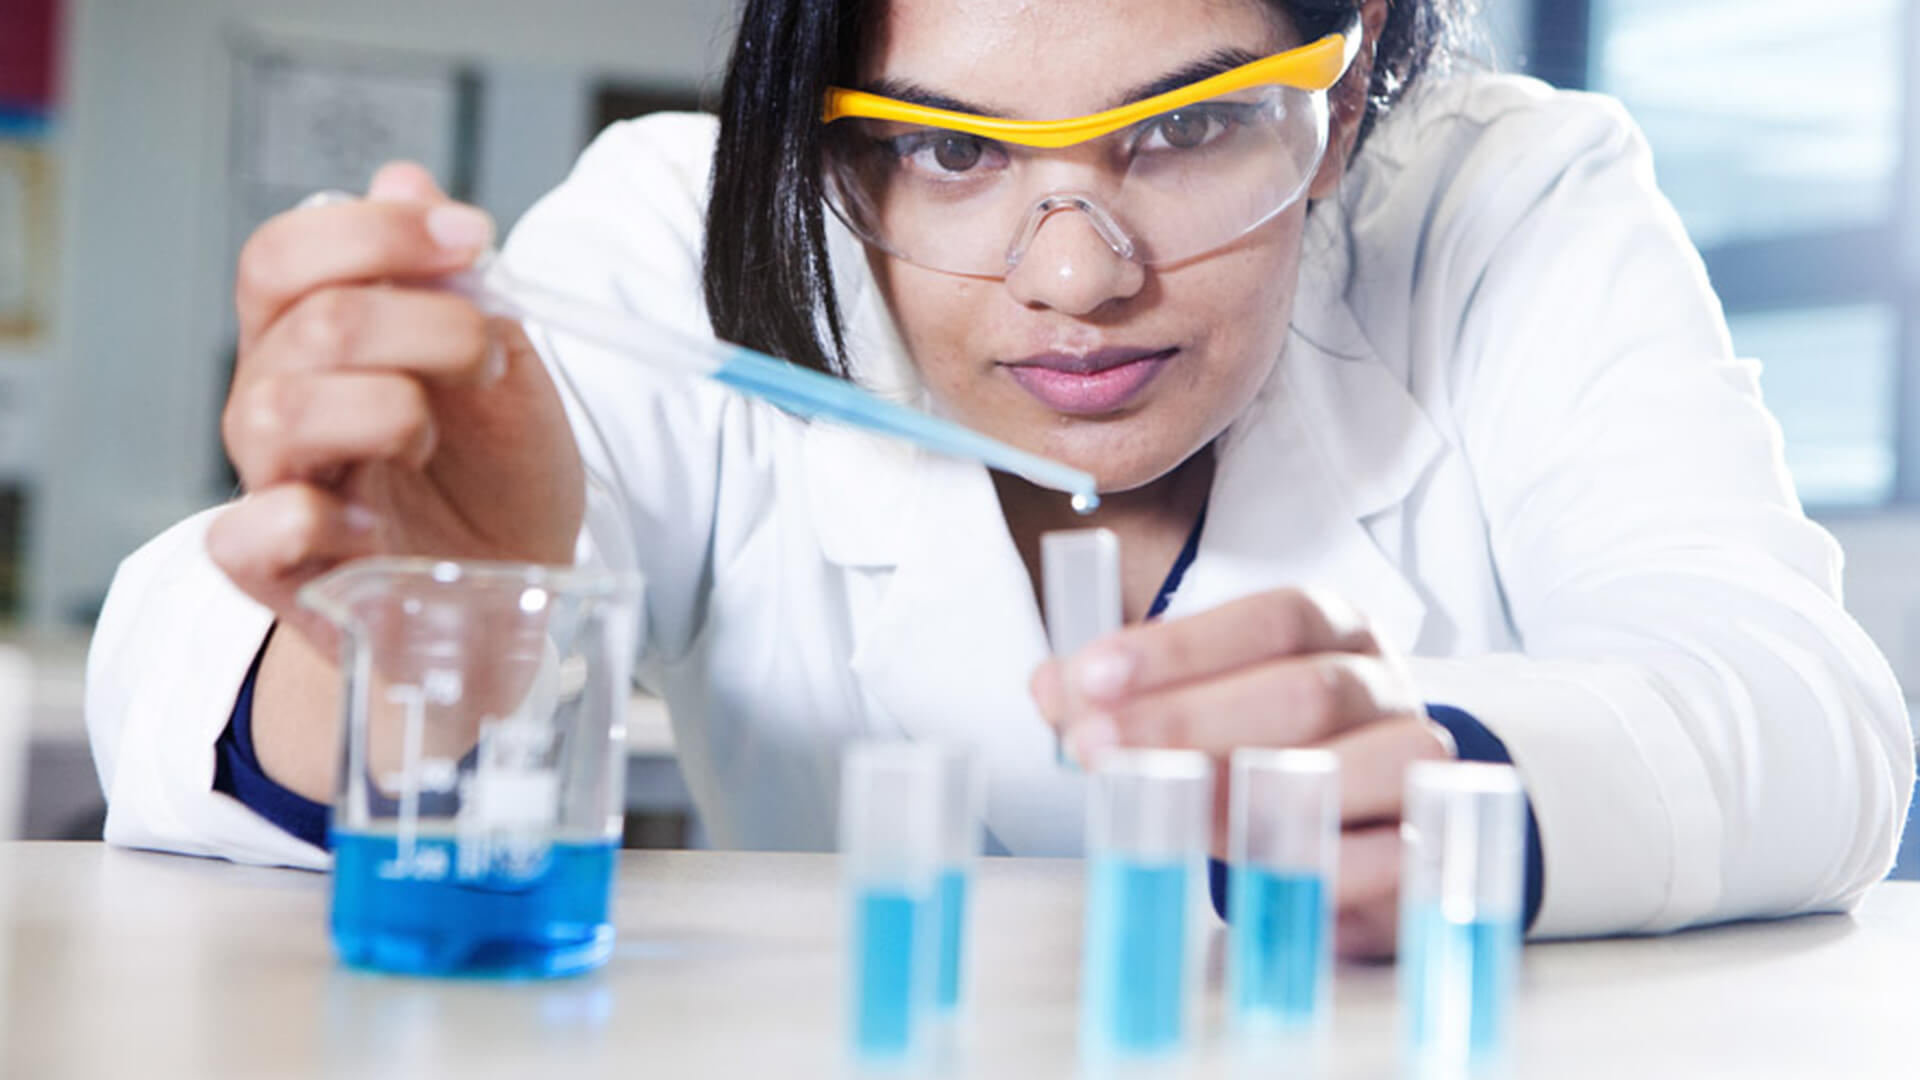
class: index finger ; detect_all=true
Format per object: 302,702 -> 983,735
236,198 -> 494,350
1067,586 -> 1378,702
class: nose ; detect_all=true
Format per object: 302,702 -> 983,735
1002,200 -> 1146,316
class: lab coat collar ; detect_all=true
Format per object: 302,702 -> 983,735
1160,199 -> 1443,644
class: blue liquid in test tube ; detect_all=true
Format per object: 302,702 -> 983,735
1229,867 -> 1329,1026
1396,761 -> 1527,1078
852,883 -> 937,1056
935,867 -> 969,1011
1227,748 -> 1339,1040
1079,749 -> 1211,1062
1400,904 -> 1521,1060
330,830 -> 617,978
931,746 -> 983,1021
1083,856 -> 1193,1053
841,743 -> 950,1064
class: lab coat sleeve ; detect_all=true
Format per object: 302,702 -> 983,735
87,507 -> 328,868
1403,90 -> 1914,937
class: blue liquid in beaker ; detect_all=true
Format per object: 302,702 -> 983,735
1230,866 -> 1329,1029
330,830 -> 616,978
1081,857 -> 1191,1056
935,868 -> 969,1012
1400,903 -> 1520,1065
852,884 -> 936,1058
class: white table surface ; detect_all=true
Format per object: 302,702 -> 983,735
4,842 -> 1915,1079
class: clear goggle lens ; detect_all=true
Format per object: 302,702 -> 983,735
822,84 -> 1330,278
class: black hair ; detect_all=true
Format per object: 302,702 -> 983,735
703,0 -> 1478,378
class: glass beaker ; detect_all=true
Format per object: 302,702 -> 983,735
300,558 -> 640,978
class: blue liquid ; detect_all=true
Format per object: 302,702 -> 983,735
1081,857 -> 1192,1056
935,868 -> 969,1012
1229,867 -> 1329,1030
1400,904 -> 1520,1066
852,885 -> 937,1058
711,348 -> 1097,508
329,830 -> 616,978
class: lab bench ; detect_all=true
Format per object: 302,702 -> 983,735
3,842 -> 1916,1078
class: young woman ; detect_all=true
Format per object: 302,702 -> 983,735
88,0 -> 1911,954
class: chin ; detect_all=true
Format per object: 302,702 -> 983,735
1055,433 -> 1198,496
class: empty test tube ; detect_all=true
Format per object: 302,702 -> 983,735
841,743 -> 946,1064
1041,528 -> 1122,768
1397,761 -> 1527,1079
1228,748 -> 1339,1041
1080,748 -> 1212,1061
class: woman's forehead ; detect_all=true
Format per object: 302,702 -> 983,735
859,0 -> 1293,121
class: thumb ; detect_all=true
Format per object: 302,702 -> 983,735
367,160 -> 449,205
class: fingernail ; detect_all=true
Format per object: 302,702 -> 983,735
426,205 -> 494,253
298,189 -> 355,211
343,505 -> 380,534
1067,713 -> 1119,766
1073,650 -> 1134,700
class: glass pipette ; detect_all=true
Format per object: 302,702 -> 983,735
445,254 -> 1100,512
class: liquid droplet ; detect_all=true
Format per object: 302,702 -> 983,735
1070,491 -> 1100,515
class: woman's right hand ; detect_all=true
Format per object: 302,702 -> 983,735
208,162 -> 587,650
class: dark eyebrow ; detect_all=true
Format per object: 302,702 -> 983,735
862,78 -> 999,118
1112,48 -> 1266,108
858,46 -> 1270,122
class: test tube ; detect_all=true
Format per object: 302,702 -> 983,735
1041,528 -> 1122,769
1080,748 -> 1213,1061
1397,761 -> 1527,1079
933,746 -> 984,1021
841,742 -> 946,1065
1227,748 -> 1339,1041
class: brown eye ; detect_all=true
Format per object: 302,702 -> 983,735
933,135 -> 985,172
1156,110 -> 1212,150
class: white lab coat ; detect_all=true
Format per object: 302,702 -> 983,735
87,73 -> 1913,938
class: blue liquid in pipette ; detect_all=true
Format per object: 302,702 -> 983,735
1230,867 -> 1329,1029
852,884 -> 936,1058
1082,857 -> 1191,1056
330,830 -> 616,978
1400,903 -> 1520,1064
710,348 -> 1101,514
935,868 -> 969,1011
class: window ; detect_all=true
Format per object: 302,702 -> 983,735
1727,305 -> 1899,505
1531,0 -> 1913,509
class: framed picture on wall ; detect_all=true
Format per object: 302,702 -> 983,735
0,141 -> 51,342
228,34 -> 481,259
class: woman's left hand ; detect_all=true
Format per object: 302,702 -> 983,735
1029,587 -> 1453,959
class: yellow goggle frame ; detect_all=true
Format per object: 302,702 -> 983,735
821,24 -> 1362,151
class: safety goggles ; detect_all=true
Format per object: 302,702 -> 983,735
820,21 -> 1362,278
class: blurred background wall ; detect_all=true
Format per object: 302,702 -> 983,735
2,0 -> 1915,870
12,0 -> 734,629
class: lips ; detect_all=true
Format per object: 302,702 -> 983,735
1004,347 -> 1177,416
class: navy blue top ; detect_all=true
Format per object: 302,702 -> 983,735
212,628 -> 330,850
215,499 -> 1544,927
